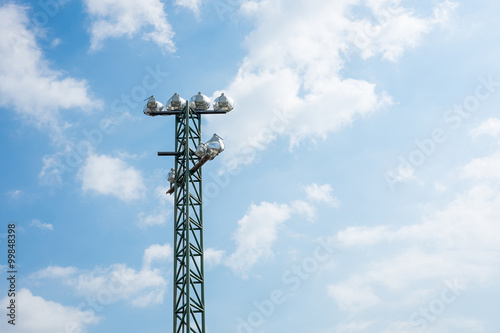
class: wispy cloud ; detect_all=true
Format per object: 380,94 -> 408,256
31,219 -> 54,231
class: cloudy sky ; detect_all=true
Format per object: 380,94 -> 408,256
1,0 -> 499,332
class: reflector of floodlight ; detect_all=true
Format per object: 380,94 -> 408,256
213,93 -> 234,112
206,134 -> 224,159
166,93 -> 186,111
189,92 -> 210,111
143,95 -> 165,115
195,142 -> 208,158
167,168 -> 176,183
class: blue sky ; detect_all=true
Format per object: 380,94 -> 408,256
1,0 -> 500,332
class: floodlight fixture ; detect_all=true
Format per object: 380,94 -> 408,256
143,95 -> 165,116
195,133 -> 224,160
167,168 -> 176,183
195,142 -> 208,158
166,93 -> 186,111
189,92 -> 210,111
213,93 -> 234,112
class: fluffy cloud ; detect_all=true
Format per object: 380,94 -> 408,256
226,183 -> 339,276
305,183 -> 340,207
349,1 -> 458,61
208,0 -> 456,171
175,0 -> 201,16
205,248 -> 225,266
470,118 -> 500,139
79,153 -> 146,201
227,202 -> 291,276
328,280 -> 380,312
32,244 -> 171,308
84,0 -> 175,52
0,4 -> 97,132
0,289 -> 99,333
143,243 -> 172,268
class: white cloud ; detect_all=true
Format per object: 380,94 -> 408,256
205,248 -> 225,266
0,4 -> 98,132
175,0 -> 201,17
305,183 -> 340,207
137,184 -> 173,227
226,182 -> 338,276
143,243 -> 172,269
31,244 -> 171,308
461,152 -> 500,181
327,139 -> 500,314
72,264 -> 167,308
349,1 -> 458,61
137,209 -> 169,227
209,0 -> 455,171
84,0 -> 175,52
227,202 -> 291,277
7,190 -> 22,198
0,289 -> 99,333
470,118 -> 500,139
30,219 -> 54,231
79,153 -> 146,201
290,200 -> 316,222
327,279 -> 380,312
30,265 -> 78,279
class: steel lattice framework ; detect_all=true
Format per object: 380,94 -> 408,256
172,104 -> 205,333
146,92 -> 231,333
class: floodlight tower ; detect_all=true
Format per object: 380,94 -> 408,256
143,92 -> 234,333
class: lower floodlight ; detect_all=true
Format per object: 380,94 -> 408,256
167,168 -> 176,183
195,142 -> 208,158
213,93 -> 234,112
190,92 -> 210,111
206,133 -> 224,159
143,95 -> 165,115
166,93 -> 186,111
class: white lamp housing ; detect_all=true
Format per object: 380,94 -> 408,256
143,95 -> 165,115
189,92 -> 210,111
213,93 -> 234,112
167,168 -> 176,183
166,93 -> 186,111
195,134 -> 225,160
195,142 -> 208,158
206,134 -> 225,160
